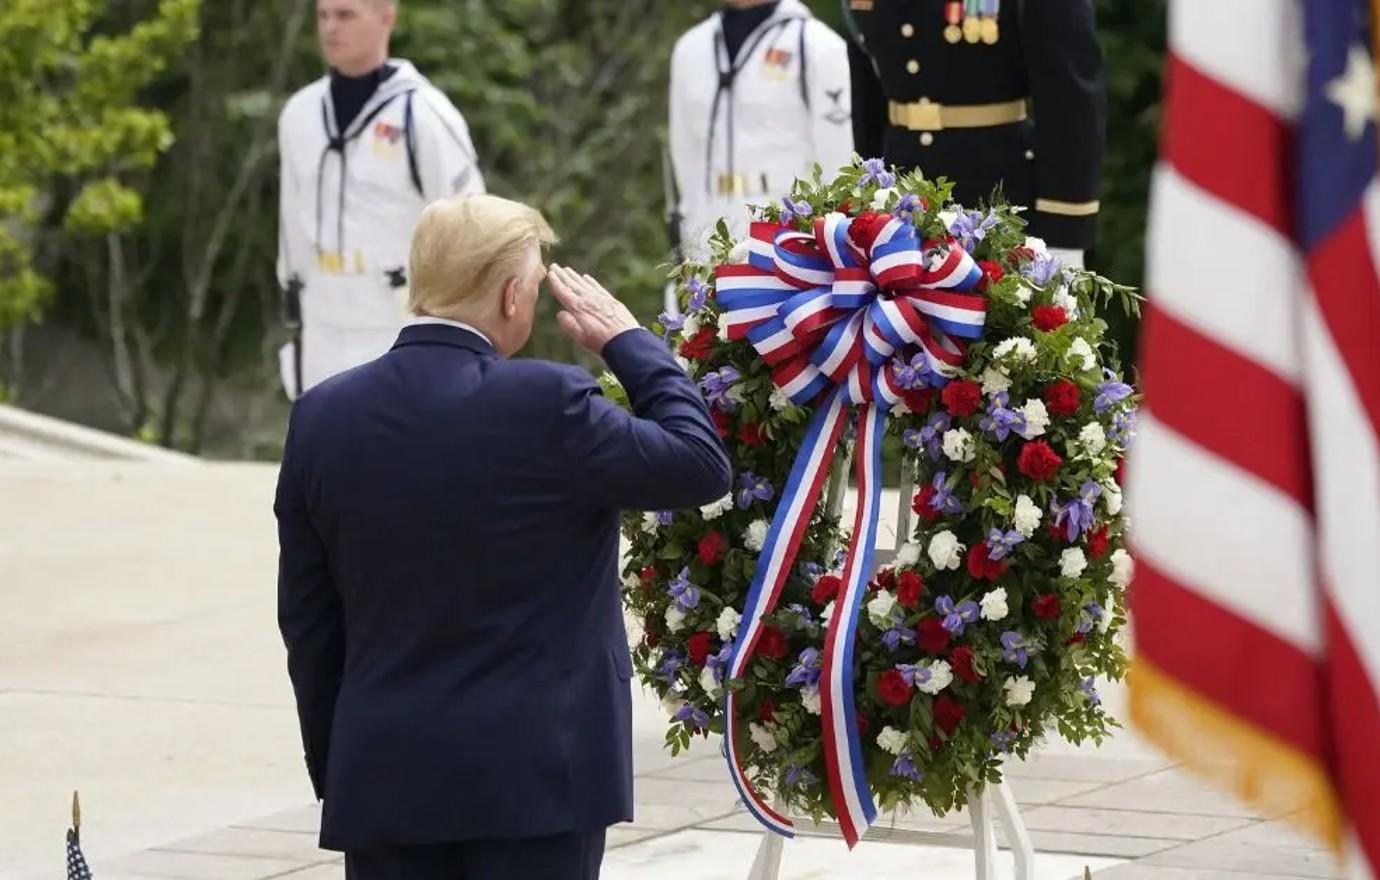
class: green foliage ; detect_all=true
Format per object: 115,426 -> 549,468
0,0 -> 199,329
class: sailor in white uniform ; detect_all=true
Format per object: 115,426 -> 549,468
666,0 -> 854,313
277,0 -> 484,397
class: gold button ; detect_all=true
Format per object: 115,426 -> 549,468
919,96 -> 932,105
901,23 -> 915,37
1025,149 -> 1035,160
906,59 -> 920,74
920,133 -> 935,146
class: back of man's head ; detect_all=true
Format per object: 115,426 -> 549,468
408,195 -> 556,320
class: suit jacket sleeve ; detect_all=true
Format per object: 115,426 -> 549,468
560,329 -> 732,511
275,409 -> 345,800
1024,0 -> 1106,250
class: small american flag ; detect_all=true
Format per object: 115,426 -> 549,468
66,792 -> 91,880
1130,0 -> 1380,875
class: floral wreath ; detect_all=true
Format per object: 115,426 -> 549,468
612,158 -> 1140,846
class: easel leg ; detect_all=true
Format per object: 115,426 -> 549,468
967,786 -> 999,880
747,829 -> 784,880
992,780 -> 1035,880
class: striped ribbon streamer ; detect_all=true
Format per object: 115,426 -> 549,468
714,213 -> 987,847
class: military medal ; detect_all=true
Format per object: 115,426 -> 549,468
980,0 -> 1001,44
944,1 -> 963,43
962,0 -> 982,44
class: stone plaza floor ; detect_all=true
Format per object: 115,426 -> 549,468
0,458 -> 1342,879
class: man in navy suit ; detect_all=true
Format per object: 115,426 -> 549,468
275,193 -> 732,879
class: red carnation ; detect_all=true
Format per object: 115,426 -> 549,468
1018,440 -> 1064,482
697,531 -> 727,566
903,387 -> 938,415
941,379 -> 983,417
1043,379 -> 1081,418
711,408 -> 732,440
758,698 -> 777,722
912,483 -> 941,522
847,211 -> 891,254
1033,594 -> 1061,620
934,695 -> 967,735
1031,305 -> 1070,332
681,327 -> 717,360
758,626 -> 790,660
1087,524 -> 1111,558
878,669 -> 913,707
738,421 -> 765,448
896,571 -> 925,608
917,617 -> 951,654
686,631 -> 714,665
950,645 -> 981,683
812,574 -> 841,605
966,542 -> 1008,582
876,567 -> 897,590
978,260 -> 1005,289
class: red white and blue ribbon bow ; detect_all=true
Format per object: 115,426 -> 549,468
715,214 -> 987,847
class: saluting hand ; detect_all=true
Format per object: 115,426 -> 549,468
547,264 -> 641,356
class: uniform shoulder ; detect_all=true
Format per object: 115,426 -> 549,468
673,16 -> 719,59
803,16 -> 848,51
279,78 -> 327,124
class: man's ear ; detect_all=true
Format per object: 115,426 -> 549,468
501,277 -> 519,319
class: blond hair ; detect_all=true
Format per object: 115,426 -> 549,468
408,194 -> 556,317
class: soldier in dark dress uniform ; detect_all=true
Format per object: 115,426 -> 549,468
843,0 -> 1105,263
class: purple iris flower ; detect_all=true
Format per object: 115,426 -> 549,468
1021,252 -> 1061,287
991,730 -> 1018,753
890,752 -> 924,781
656,510 -> 674,526
861,157 -> 896,189
1081,676 -> 1101,705
785,764 -> 818,788
686,276 -> 709,312
1076,602 -> 1105,636
1053,481 -> 1102,542
699,366 -> 741,411
893,192 -> 922,221
785,648 -> 822,689
658,311 -> 684,343
781,196 -> 813,226
986,528 -> 1025,561
1094,369 -> 1134,414
657,651 -> 686,684
1110,408 -> 1138,446
1001,631 -> 1033,669
736,471 -> 775,509
882,625 -> 917,652
920,413 -> 951,462
891,352 -> 936,391
896,662 -> 934,689
936,595 -> 980,635
903,428 -> 924,450
929,471 -> 964,516
674,702 -> 710,729
948,209 -> 998,252
783,603 -> 814,627
667,568 -> 701,612
980,392 -> 1027,441
705,641 -> 735,679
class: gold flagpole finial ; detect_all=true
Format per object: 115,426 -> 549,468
71,790 -> 81,831
1084,868 -> 1093,880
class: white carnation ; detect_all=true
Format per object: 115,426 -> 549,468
769,385 -> 793,412
876,726 -> 908,756
1004,675 -> 1036,707
1068,337 -> 1097,372
640,512 -> 661,534
716,606 -> 742,641
680,313 -> 701,340
942,427 -> 976,463
749,722 -> 778,754
867,591 -> 900,628
928,530 -> 965,570
729,239 -> 751,264
1014,284 -> 1034,306
980,587 -> 1010,622
1017,398 -> 1050,439
981,366 -> 1013,396
1013,494 -> 1043,538
993,336 -> 1038,364
918,660 -> 954,695
700,493 -> 734,521
1023,235 -> 1050,257
1109,548 -> 1135,588
744,519 -> 770,552
665,605 -> 687,634
871,187 -> 898,210
801,685 -> 822,715
1102,480 -> 1123,515
894,541 -> 922,567
1079,422 -> 1107,456
699,666 -> 722,697
1061,547 -> 1089,578
1053,286 -> 1081,319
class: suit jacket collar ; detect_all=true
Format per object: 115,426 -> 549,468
392,322 -> 496,355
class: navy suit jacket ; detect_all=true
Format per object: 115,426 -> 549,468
274,324 -> 731,851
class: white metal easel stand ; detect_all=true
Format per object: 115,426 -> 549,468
746,461 -> 1037,880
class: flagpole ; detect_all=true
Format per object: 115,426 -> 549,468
71,790 -> 81,843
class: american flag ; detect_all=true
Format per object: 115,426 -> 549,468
66,828 -> 91,880
1129,0 -> 1380,875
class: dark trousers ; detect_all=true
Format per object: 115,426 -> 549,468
344,829 -> 606,880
